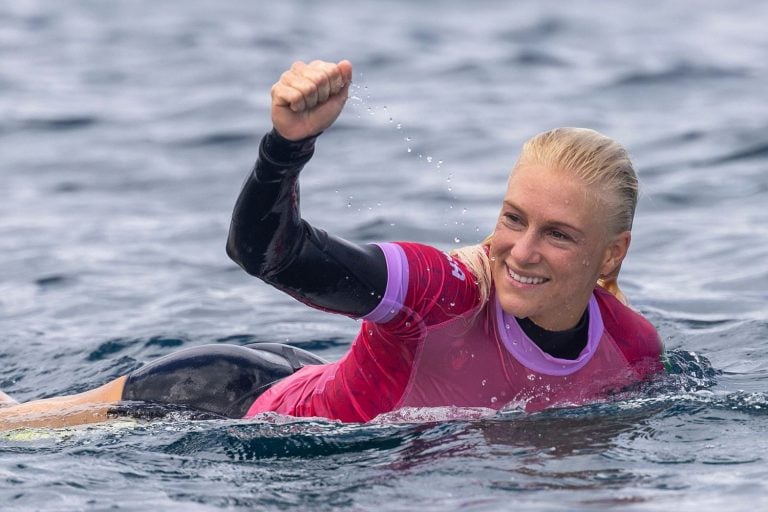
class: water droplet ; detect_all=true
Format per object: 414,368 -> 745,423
454,237 -> 461,243
481,379 -> 487,386
449,302 -> 456,307
462,208 -> 467,215
405,321 -> 411,327
426,156 -> 433,163
407,147 -> 412,153
527,374 -> 536,381
490,396 -> 498,404
396,123 -> 402,130
405,137 -> 411,142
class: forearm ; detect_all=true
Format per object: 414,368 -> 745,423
226,130 -> 387,317
226,129 -> 316,276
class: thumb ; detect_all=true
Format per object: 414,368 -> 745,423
337,60 -> 353,86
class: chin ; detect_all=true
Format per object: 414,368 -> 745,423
496,294 -> 534,319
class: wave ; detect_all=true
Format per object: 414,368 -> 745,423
504,49 -> 568,67
20,115 -> 99,132
495,18 -> 565,43
171,130 -> 254,148
699,141 -> 768,165
9,349 -> 761,466
608,62 -> 747,87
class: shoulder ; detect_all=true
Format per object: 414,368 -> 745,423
370,241 -> 481,326
594,287 -> 663,368
393,242 -> 477,299
395,241 -> 471,278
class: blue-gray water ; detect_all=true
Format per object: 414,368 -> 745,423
2,1 -> 767,510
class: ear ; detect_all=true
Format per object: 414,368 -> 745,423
599,231 -> 631,280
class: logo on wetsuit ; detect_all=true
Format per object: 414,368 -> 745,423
446,254 -> 466,281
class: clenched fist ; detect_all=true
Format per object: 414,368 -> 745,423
271,59 -> 353,141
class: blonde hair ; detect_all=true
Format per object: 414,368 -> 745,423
450,127 -> 637,305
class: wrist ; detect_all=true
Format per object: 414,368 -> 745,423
262,128 -> 319,166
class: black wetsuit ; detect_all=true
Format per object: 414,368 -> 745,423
118,129 -> 587,419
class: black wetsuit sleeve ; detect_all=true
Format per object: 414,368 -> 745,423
226,129 -> 387,317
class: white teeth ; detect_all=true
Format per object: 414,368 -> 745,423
508,267 -> 546,285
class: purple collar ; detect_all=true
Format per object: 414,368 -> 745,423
494,293 -> 604,376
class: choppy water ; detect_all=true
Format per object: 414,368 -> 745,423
1,0 -> 767,510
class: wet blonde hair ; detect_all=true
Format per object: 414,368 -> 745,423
450,127 -> 638,305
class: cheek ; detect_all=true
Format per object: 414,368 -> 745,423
551,248 -> 591,278
491,223 -> 518,251
489,230 -> 507,257
560,248 -> 602,283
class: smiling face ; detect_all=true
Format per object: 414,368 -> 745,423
490,163 -> 630,331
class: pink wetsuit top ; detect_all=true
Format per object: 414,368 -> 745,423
245,242 -> 664,422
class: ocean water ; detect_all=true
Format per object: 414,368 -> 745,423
1,0 -> 768,510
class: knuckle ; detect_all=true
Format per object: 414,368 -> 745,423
302,66 -> 323,80
289,89 -> 304,102
320,61 -> 337,74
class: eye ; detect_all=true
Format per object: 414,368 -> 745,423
548,229 -> 572,242
502,212 -> 523,227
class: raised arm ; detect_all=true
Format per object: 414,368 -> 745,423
226,60 -> 387,317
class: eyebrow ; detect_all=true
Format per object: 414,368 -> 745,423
502,200 -> 586,237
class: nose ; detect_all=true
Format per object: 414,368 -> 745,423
509,228 -> 542,266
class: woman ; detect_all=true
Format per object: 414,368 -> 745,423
0,59 -> 663,430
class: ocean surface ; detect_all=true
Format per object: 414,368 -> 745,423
1,0 -> 767,510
